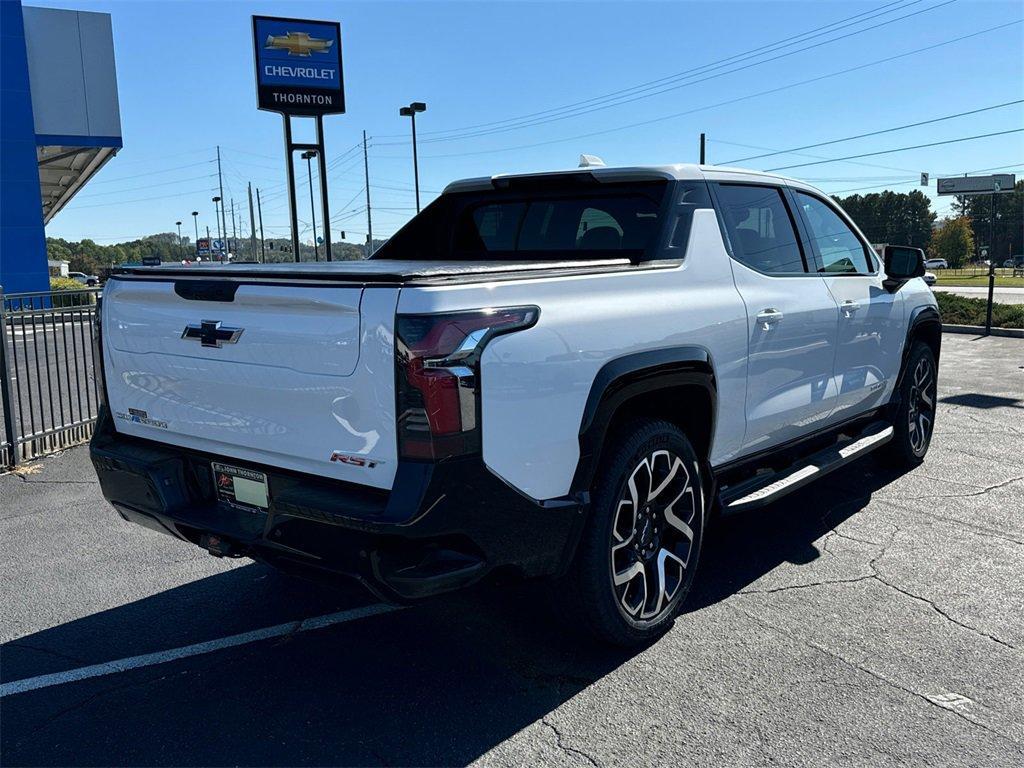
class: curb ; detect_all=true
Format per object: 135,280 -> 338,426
943,325 -> 1024,339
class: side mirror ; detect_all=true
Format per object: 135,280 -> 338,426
882,245 -> 925,292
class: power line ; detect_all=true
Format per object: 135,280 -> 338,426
88,159 -> 215,184
75,173 -> 218,199
765,128 -> 1024,171
377,0 -> 930,142
828,163 -> 1024,194
719,99 -> 1024,164
374,20 -> 1022,163
381,0 -> 957,146
706,138 -> 925,173
71,187 -> 218,209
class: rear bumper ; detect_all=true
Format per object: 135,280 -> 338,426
89,407 -> 583,601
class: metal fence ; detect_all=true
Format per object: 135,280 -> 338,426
0,286 -> 102,469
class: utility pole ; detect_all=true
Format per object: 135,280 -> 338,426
230,198 -> 238,257
191,211 -> 199,255
175,221 -> 183,259
248,183 -> 258,262
363,130 -> 373,257
699,133 -> 706,165
217,146 -> 228,252
256,187 -> 266,262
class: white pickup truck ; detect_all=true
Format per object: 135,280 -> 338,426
90,163 -> 940,645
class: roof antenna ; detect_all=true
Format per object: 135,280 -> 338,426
578,154 -> 606,168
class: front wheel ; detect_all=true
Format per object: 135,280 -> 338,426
885,342 -> 938,466
561,419 -> 705,647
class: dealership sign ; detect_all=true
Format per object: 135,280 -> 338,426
936,174 -> 1016,196
252,16 -> 345,116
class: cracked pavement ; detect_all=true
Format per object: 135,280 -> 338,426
1,332 -> 1022,767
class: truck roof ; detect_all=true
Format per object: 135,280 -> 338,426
443,163 -> 808,194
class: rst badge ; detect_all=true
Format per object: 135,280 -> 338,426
330,452 -> 381,469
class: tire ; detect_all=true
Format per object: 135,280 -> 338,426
885,341 -> 938,466
560,418 -> 705,647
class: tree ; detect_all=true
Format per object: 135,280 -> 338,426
929,217 -> 974,268
834,189 -> 936,248
951,180 -> 1023,262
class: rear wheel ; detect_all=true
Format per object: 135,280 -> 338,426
561,419 -> 705,647
885,342 -> 938,466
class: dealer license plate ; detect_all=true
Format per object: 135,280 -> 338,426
212,462 -> 269,513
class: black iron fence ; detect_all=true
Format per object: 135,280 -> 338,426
0,286 -> 102,469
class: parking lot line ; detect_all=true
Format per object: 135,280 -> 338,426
0,603 -> 399,698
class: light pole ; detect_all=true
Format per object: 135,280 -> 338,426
300,150 -> 319,261
175,221 -> 183,259
399,101 -> 426,212
212,196 -> 224,260
191,211 -> 199,256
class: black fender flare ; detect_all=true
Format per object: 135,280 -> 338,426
570,346 -> 718,497
888,304 -> 942,415
900,304 -> 942,378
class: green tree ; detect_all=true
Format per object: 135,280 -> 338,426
929,217 -> 975,268
834,189 -> 936,248
951,180 -> 1023,263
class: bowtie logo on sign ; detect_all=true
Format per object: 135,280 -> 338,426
265,31 -> 334,57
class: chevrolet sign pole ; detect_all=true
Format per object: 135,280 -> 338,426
936,174 -> 1016,336
253,16 -> 345,262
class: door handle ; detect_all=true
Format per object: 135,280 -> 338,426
756,308 -> 784,329
841,300 -> 861,317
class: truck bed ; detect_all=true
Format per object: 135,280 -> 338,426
114,257 -> 675,285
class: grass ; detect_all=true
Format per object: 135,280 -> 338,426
931,268 -> 1024,288
934,291 -> 1024,329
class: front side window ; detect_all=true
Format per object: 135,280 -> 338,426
715,184 -> 806,274
794,192 -> 873,275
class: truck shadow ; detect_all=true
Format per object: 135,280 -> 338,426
1,457 -> 906,767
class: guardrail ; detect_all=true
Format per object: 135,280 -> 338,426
0,286 -> 102,469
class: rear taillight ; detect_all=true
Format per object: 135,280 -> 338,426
396,307 -> 538,460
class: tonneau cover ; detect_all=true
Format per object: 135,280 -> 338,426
113,257 -> 664,284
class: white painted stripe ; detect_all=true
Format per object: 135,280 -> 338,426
0,603 -> 398,698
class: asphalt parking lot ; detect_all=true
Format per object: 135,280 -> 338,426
1,332 -> 1022,767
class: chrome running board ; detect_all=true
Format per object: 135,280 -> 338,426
720,421 -> 894,511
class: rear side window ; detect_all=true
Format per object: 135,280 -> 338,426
373,180 -> 668,261
456,193 -> 661,256
793,191 -> 873,274
715,184 -> 806,274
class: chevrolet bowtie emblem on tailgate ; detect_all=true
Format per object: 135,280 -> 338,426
181,320 -> 243,348
265,31 -> 334,56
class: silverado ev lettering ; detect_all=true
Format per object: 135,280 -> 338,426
90,164 -> 940,646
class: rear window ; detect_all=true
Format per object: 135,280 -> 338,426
372,180 -> 669,261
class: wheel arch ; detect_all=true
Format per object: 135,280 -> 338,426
898,305 -> 942,385
888,304 -> 941,417
571,346 -> 718,497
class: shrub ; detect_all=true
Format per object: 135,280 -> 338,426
934,291 -> 1023,329
49,277 -> 96,306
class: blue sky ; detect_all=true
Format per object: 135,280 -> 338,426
35,0 -> 1024,246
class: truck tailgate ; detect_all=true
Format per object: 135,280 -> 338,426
101,278 -> 400,490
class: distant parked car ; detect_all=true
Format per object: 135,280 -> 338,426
68,271 -> 99,286
1003,256 -> 1023,268
923,271 -> 936,287
923,258 -> 948,269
